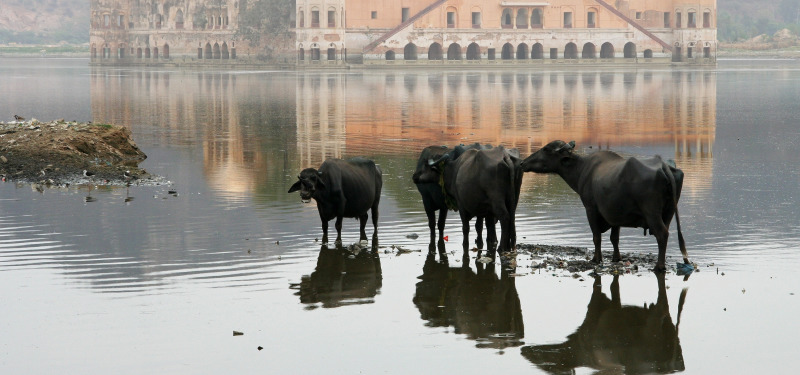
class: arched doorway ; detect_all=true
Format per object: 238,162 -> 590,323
298,48 -> 305,61
163,44 -> 169,59
600,42 -> 614,58
531,43 -> 544,59
644,49 -> 653,58
581,43 -> 596,59
327,46 -> 336,61
516,43 -> 529,59
624,42 -> 637,58
137,48 -> 142,58
564,43 -> 578,59
153,47 -> 159,59
466,43 -> 480,60
213,43 -> 221,59
204,43 -> 212,59
385,51 -> 395,60
145,48 -> 151,58
447,43 -> 461,60
501,43 -> 514,60
222,42 -> 229,59
404,43 -> 417,60
428,43 -> 442,60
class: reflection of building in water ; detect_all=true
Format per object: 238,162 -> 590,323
294,70 -> 715,194
90,69 -> 297,198
522,274 -> 686,374
413,254 -> 524,350
296,73 -> 346,167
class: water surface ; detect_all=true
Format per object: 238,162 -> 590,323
1,58 -> 799,374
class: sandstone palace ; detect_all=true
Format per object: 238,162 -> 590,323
90,0 -> 717,67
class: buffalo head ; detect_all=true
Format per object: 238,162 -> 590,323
412,146 -> 451,185
521,140 -> 576,173
288,168 -> 325,203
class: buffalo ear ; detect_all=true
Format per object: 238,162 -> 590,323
288,180 -> 302,193
567,141 -> 576,150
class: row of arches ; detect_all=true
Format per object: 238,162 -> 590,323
198,42 -> 236,59
384,42 -> 653,61
91,43 -> 170,59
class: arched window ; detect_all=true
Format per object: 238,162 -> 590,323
531,8 -> 543,28
204,43 -> 212,59
501,43 -> 513,60
587,8 -> 598,28
581,43 -> 596,59
600,42 -> 614,58
327,7 -> 336,27
385,51 -> 395,60
447,43 -> 461,60
311,7 -> 320,28
298,48 -> 305,61
516,43 -> 529,59
564,43 -> 578,59
118,43 -> 126,59
428,43 -> 443,60
145,47 -> 151,58
446,7 -> 457,28
176,10 -> 184,29
404,43 -> 417,60
466,43 -> 480,60
516,9 -> 528,28
501,8 -> 513,28
153,47 -> 159,59
624,42 -> 636,58
703,9 -> 712,28
644,49 -> 653,58
531,43 -> 544,59
298,8 -> 304,27
222,42 -> 229,59
137,47 -> 142,58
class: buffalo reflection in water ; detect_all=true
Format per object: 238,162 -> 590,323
413,247 -> 524,350
291,245 -> 382,309
522,274 -> 687,374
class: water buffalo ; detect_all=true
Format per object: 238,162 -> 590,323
521,274 -> 687,373
288,157 -> 382,246
412,144 -> 498,249
416,146 -> 522,254
520,140 -> 689,271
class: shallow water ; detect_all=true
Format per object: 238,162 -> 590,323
1,58 -> 799,373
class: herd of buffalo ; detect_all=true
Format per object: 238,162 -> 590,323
289,140 -> 691,272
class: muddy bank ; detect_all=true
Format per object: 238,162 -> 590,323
0,119 -> 160,186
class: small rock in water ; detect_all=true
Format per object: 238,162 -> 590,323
406,233 -> 419,240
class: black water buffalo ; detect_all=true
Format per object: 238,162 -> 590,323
288,157 -> 382,245
520,140 -> 689,271
412,144 -> 500,249
415,146 -> 522,254
522,274 -> 687,373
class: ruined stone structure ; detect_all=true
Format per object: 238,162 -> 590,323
90,0 -> 717,66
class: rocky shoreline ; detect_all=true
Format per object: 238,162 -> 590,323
0,119 -> 160,186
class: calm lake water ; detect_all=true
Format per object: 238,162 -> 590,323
1,58 -> 799,374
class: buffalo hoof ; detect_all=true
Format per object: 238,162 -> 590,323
591,256 -> 603,264
652,263 -> 667,273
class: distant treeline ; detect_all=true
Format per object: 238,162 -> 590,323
719,0 -> 800,41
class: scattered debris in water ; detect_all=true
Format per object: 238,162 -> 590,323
233,331 -> 243,336
405,233 -> 419,240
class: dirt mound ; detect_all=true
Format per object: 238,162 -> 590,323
0,119 -> 156,186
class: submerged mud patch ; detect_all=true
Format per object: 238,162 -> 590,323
0,119 -> 164,186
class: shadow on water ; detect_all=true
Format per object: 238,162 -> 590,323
413,241 -> 524,350
291,245 -> 383,309
522,274 -> 687,374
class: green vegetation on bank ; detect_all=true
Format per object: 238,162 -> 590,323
718,0 -> 800,42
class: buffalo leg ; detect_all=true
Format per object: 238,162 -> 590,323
425,208 -> 437,244
371,204 -> 379,239
646,214 -> 670,271
460,212 -> 471,253
591,231 -> 603,264
321,219 -> 329,244
475,216 -> 484,250
359,213 -> 368,243
610,226 -> 621,262
486,216 -> 499,255
437,208 -> 447,241
334,216 -> 343,245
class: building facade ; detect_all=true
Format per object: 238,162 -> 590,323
89,0 -> 717,66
